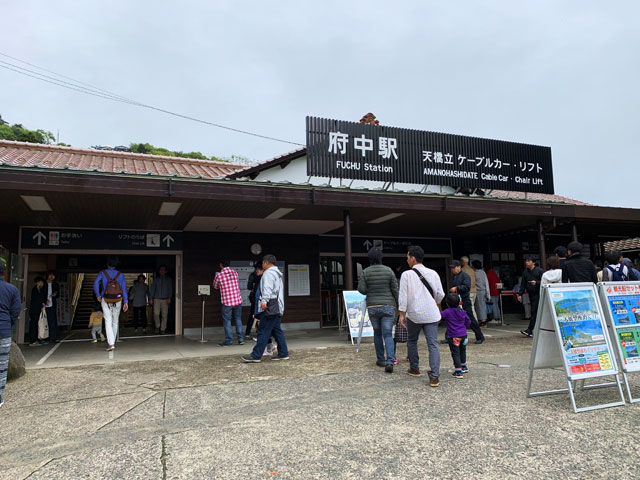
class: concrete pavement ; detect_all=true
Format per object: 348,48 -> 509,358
2,321 -> 639,479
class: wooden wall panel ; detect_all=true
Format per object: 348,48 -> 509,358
182,232 -> 320,329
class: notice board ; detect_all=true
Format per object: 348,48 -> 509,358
288,264 -> 310,296
599,282 -> 640,372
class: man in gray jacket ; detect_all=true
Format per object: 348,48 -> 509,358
242,255 -> 289,363
358,247 -> 398,373
150,265 -> 173,335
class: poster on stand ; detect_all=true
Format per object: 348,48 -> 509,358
342,291 -> 373,344
549,285 -> 616,378
599,282 -> 640,372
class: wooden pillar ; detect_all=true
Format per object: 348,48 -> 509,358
344,210 -> 353,290
538,220 -> 547,270
571,223 -> 579,243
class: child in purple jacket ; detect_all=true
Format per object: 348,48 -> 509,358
441,293 -> 471,378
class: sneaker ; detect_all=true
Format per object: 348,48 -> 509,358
429,375 -> 441,387
92,339 -> 98,343
0,395 -> 3,408
218,342 -> 232,347
242,354 -> 261,363
520,330 -> 533,338
106,345 -> 115,352
252,337 -> 258,342
100,333 -> 105,342
480,322 -> 488,328
271,355 -> 289,361
452,370 -> 464,379
385,364 -> 393,373
407,368 -> 421,377
440,339 -> 448,345
393,359 -> 398,365
461,365 -> 469,374
475,339 -> 485,344
376,361 -> 385,367
238,341 -> 245,345
29,342 -> 40,347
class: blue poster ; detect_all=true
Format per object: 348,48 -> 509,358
342,291 -> 374,339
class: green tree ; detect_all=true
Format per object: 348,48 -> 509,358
0,119 -> 55,144
129,142 -> 227,162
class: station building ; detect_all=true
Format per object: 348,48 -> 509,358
1,117 -> 639,343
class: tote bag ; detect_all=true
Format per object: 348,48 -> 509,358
38,307 -> 49,340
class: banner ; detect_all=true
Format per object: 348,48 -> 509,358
342,291 -> 374,342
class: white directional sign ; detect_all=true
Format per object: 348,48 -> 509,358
32,231 -> 46,246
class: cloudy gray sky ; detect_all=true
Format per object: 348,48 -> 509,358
2,1 -> 639,208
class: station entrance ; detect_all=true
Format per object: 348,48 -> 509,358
18,251 -> 183,343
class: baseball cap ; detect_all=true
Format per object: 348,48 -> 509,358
449,260 -> 461,268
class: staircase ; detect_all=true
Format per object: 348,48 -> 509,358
72,273 -> 141,328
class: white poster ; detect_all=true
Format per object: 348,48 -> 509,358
230,261 -> 255,307
56,282 -> 71,326
288,264 -> 310,296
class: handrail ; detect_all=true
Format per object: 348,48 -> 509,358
68,273 -> 85,329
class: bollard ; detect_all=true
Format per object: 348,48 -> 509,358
199,295 -> 207,343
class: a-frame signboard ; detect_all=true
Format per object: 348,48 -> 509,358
526,283 -> 625,413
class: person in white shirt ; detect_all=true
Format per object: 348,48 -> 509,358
398,245 -> 445,388
541,256 -> 562,286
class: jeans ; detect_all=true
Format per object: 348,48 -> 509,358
447,336 -> 467,368
407,319 -> 440,377
251,313 -> 288,359
462,296 -> 484,341
490,295 -> 501,319
45,306 -> 58,342
132,306 -> 147,329
368,305 -> 396,365
526,293 -> 540,333
101,300 -> 122,347
0,336 -> 10,396
222,304 -> 244,344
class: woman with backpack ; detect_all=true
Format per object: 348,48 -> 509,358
93,256 -> 129,352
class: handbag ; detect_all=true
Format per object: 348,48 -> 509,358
38,307 -> 49,340
394,316 -> 408,343
263,279 -> 282,318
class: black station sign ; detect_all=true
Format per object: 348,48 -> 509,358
21,228 -> 183,251
306,116 -> 554,194
319,236 -> 451,256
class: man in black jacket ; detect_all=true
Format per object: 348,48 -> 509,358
519,257 -> 543,337
561,242 -> 598,284
450,260 -> 485,344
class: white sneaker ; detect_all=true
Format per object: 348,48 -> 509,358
100,333 -> 105,342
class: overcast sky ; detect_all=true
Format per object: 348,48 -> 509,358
2,1 -> 639,208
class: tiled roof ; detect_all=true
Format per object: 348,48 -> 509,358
0,140 -> 244,179
227,147 -> 307,179
484,190 -> 592,205
604,238 -> 640,252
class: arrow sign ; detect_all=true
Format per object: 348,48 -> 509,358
363,240 -> 372,250
33,231 -> 46,246
163,234 -> 175,247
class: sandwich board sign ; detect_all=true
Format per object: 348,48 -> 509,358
342,291 -> 374,350
598,282 -> 640,403
526,283 -> 625,413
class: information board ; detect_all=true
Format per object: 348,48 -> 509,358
229,261 -> 286,307
599,282 -> 640,372
342,291 -> 374,344
288,264 -> 310,296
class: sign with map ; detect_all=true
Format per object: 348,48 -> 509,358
549,286 -> 616,379
599,282 -> 640,372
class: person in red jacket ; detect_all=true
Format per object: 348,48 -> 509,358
486,266 -> 501,322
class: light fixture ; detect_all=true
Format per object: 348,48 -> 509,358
158,202 -> 182,216
21,195 -> 52,211
265,207 -> 295,219
456,217 -> 499,228
368,213 -> 405,224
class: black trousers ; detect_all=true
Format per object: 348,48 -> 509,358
29,311 -> 40,343
246,302 -> 256,336
447,336 -> 467,368
132,306 -> 147,329
526,293 -> 540,333
462,297 -> 484,341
